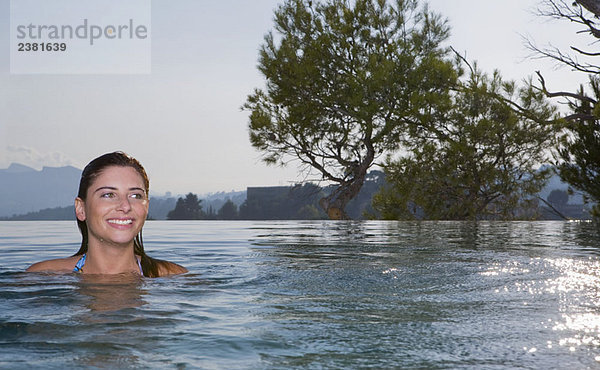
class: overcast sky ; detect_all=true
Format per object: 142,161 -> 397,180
0,0 -> 591,196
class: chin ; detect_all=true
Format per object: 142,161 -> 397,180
106,231 -> 142,245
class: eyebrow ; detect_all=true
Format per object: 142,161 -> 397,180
93,186 -> 146,194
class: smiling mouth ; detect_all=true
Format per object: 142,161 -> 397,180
108,219 -> 133,225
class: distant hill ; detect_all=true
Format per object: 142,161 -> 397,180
0,205 -> 75,221
0,163 -> 81,218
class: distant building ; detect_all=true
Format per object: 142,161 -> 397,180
240,184 -> 325,220
246,186 -> 291,201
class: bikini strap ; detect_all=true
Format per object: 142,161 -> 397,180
73,253 -> 86,273
137,256 -> 144,276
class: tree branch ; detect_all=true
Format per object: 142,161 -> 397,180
535,70 -> 597,104
571,46 -> 600,56
563,112 -> 597,120
536,195 -> 570,220
576,0 -> 600,18
450,46 -> 474,75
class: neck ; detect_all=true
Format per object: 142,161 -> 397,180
84,240 -> 140,274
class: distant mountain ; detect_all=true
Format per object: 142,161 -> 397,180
4,163 -> 37,174
0,164 -> 81,218
0,205 -> 75,221
201,190 -> 246,210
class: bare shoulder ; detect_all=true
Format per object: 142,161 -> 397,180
26,256 -> 80,273
157,260 -> 188,277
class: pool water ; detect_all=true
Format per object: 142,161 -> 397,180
1,220 -> 600,368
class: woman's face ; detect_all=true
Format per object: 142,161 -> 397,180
75,166 -> 149,248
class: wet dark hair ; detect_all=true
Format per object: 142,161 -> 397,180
73,151 -> 164,277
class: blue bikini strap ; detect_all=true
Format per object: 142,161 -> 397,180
73,253 -> 86,273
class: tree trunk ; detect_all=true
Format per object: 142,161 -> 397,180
319,149 -> 374,220
319,173 -> 367,220
577,0 -> 600,17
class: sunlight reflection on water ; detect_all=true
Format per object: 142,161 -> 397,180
480,252 -> 600,363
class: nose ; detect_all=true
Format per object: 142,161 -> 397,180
116,196 -> 132,212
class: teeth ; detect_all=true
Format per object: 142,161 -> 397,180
108,219 -> 132,225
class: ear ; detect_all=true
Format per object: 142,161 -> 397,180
75,197 -> 86,221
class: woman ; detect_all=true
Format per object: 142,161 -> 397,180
27,151 -> 187,277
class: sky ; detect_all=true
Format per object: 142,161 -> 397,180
0,0 -> 592,196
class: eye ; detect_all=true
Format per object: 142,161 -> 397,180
101,192 -> 116,198
130,192 -> 146,200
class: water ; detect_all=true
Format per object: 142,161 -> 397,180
1,220 -> 600,369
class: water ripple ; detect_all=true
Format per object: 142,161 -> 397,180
2,221 -> 600,368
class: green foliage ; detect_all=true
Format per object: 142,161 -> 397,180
218,199 -> 239,220
167,193 -> 204,220
555,77 -> 600,217
205,205 -> 217,220
373,68 -> 560,220
244,0 -> 457,218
